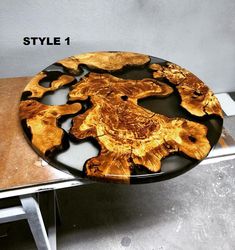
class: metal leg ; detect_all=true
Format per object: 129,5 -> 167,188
0,206 -> 26,223
20,194 -> 51,250
38,190 -> 58,250
46,191 -> 57,250
55,193 -> 62,226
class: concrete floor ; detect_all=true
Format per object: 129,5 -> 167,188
0,117 -> 234,250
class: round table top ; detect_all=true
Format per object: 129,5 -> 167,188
19,51 -> 223,184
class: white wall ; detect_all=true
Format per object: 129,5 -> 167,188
0,0 -> 234,92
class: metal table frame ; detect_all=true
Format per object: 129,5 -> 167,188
0,180 -> 92,250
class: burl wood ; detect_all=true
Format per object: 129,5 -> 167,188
57,51 -> 150,73
23,72 -> 75,98
69,73 -> 211,183
149,63 -> 223,118
19,100 -> 81,154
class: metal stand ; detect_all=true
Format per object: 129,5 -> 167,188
0,191 -> 57,250
0,178 -> 90,250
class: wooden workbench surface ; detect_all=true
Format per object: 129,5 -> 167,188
0,77 -> 72,191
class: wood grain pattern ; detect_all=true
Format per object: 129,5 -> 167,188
57,51 -> 150,73
149,63 -> 223,118
19,100 -> 81,154
70,73 -> 211,182
23,72 -> 75,98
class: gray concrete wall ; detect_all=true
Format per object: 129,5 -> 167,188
0,0 -> 234,92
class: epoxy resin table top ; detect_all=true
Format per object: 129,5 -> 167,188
18,51 -> 223,184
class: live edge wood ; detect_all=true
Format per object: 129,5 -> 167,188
0,77 -> 72,191
149,63 -> 223,118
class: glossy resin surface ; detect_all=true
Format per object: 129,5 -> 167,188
19,52 -> 223,184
